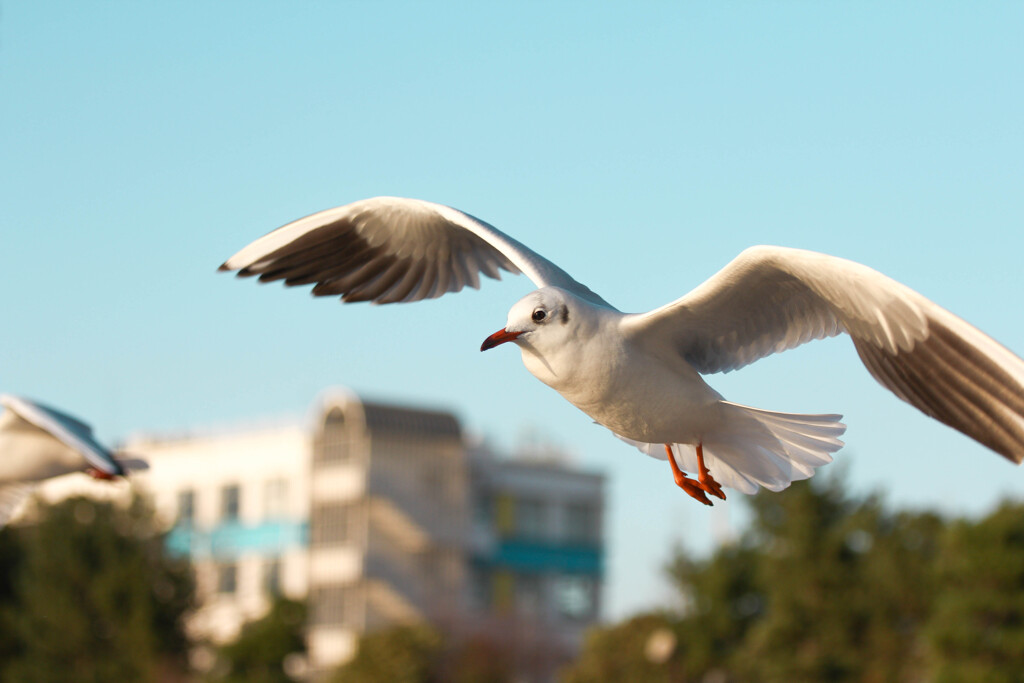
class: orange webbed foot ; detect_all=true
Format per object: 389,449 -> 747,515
665,444 -> 714,506
676,472 -> 714,506
698,475 -> 726,500
695,443 -> 727,501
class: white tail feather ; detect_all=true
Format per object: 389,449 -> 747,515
616,401 -> 846,495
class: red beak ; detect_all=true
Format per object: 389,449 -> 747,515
480,328 -> 523,351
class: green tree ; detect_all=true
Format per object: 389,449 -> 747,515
738,476 -> 865,681
855,509 -> 943,682
667,541 -> 762,680
330,623 -> 514,683
330,624 -> 443,683
2,494 -> 194,683
734,478 -> 943,683
0,525 -> 25,667
561,474 -> 952,683
927,501 -> 1024,683
209,596 -> 306,683
559,613 -> 682,683
444,633 -> 513,683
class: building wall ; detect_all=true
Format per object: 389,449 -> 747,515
305,392 -> 470,675
469,451 -> 605,666
128,423 -> 311,644
35,389 -> 605,682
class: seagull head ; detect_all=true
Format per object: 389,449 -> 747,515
481,287 -> 574,352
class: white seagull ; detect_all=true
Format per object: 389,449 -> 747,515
0,394 -> 148,525
220,197 -> 1024,505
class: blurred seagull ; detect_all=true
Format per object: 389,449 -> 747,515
220,197 -> 1024,505
0,394 -> 148,525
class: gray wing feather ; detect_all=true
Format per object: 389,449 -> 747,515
221,196 -> 613,308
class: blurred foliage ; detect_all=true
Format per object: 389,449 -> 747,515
329,624 -> 444,683
445,633 -> 514,683
206,596 -> 306,683
4,474 -> 1024,683
561,476 -> 1024,683
560,613 -> 681,683
0,526 -> 24,667
330,623 -> 514,683
928,502 -> 1024,683
0,494 -> 194,683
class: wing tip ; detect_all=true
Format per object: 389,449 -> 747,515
1002,448 -> 1024,466
218,254 -> 252,273
113,455 -> 150,473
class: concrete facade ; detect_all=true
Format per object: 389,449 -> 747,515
38,388 -> 605,679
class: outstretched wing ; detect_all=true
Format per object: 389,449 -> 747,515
220,196 -> 612,308
0,395 -> 125,476
622,245 -> 1024,464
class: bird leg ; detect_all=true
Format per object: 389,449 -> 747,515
695,443 -> 726,501
665,444 -> 713,506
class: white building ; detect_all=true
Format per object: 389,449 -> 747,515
127,419 -> 311,645
466,449 -> 605,680
43,388 -> 605,680
304,389 -> 467,671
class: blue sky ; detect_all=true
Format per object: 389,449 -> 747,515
3,2 -> 1023,619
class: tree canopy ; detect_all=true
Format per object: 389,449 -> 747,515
207,596 -> 306,683
4,473 -> 1024,683
0,494 -> 194,683
561,475 -> 1024,683
330,623 -> 515,683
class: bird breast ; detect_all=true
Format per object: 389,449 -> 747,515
519,326 -> 723,444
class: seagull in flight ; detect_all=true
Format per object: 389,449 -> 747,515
220,197 -> 1024,505
0,394 -> 148,525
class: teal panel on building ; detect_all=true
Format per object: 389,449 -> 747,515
167,520 -> 309,560
479,540 -> 603,575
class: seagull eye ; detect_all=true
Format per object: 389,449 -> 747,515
532,309 -> 547,323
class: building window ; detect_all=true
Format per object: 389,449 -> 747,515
564,502 -> 598,544
217,564 -> 237,594
264,558 -> 282,596
516,498 -> 546,541
555,575 -> 595,620
516,573 -> 543,617
309,584 -> 354,626
318,408 -> 350,463
311,502 -> 356,546
473,494 -> 492,527
264,478 -> 288,519
221,484 -> 240,522
470,567 -> 490,611
492,571 -> 514,614
495,494 -> 515,538
177,489 -> 195,525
